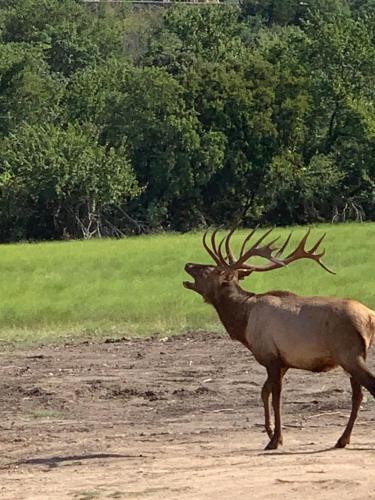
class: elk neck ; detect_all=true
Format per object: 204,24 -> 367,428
211,282 -> 255,346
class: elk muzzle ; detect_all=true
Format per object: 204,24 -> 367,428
183,263 -> 197,290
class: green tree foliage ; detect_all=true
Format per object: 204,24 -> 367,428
239,0 -> 351,25
183,57 -> 277,224
0,123 -> 140,240
302,14 -> 375,215
0,44 -> 63,136
103,66 -> 226,229
0,0 -> 128,76
0,0 -> 374,240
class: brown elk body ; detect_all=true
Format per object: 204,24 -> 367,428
183,228 -> 375,450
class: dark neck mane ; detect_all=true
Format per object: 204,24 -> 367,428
211,284 -> 254,346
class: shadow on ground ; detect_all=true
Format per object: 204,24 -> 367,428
14,452 -> 140,469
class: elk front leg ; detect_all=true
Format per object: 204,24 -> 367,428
265,365 -> 285,451
335,377 -> 363,448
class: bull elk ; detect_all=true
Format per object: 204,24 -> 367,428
183,228 -> 375,450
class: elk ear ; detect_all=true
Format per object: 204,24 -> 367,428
237,269 -> 252,281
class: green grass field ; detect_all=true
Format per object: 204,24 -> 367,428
0,223 -> 374,343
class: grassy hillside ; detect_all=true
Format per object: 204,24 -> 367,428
0,223 -> 374,343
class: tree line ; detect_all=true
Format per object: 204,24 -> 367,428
0,0 -> 374,241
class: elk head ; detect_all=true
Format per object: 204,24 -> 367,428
183,227 -> 334,303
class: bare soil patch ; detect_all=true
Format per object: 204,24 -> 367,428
0,332 -> 375,499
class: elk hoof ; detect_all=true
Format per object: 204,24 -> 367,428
335,437 -> 349,449
265,436 -> 282,450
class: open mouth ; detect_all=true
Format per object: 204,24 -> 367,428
183,264 -> 196,290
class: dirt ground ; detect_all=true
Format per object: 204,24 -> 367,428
0,332 -> 375,500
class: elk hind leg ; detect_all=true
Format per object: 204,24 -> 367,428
345,356 -> 375,398
335,377 -> 362,448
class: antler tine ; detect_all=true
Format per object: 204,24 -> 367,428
225,227 -> 237,265
234,227 -> 276,268
240,229 -> 335,274
247,227 -> 274,253
214,227 -> 233,267
218,235 -> 227,264
306,233 -> 335,274
308,232 -> 326,254
286,228 -> 311,258
274,232 -> 292,258
285,230 -> 335,273
239,226 -> 258,258
203,229 -> 222,266
210,228 -> 220,257
215,229 -> 232,267
315,252 -> 336,274
266,236 -> 281,249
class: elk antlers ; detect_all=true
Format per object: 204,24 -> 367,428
202,227 -> 335,275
